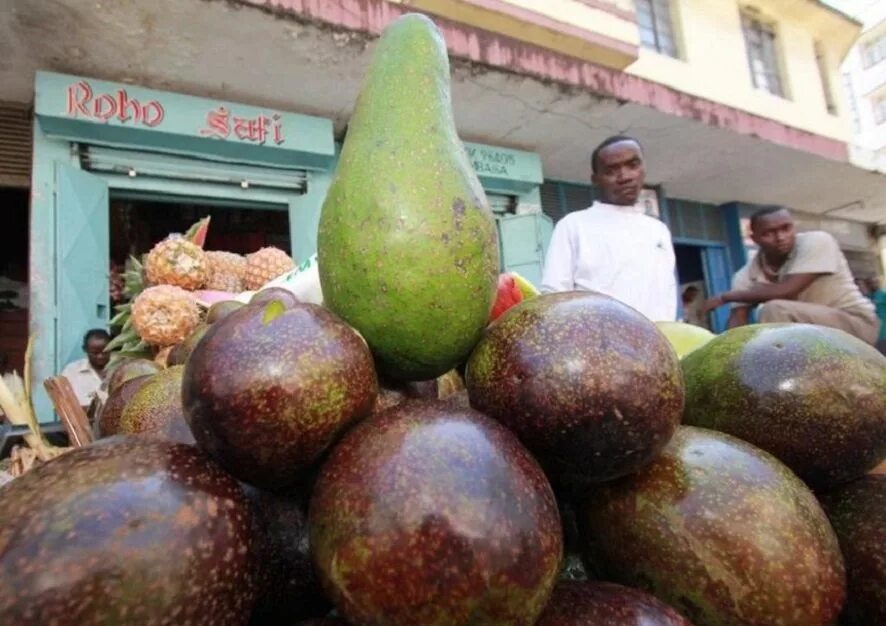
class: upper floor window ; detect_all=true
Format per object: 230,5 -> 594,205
636,0 -> 679,58
875,96 -> 886,125
742,13 -> 785,98
842,72 -> 862,133
861,34 -> 886,69
815,42 -> 837,115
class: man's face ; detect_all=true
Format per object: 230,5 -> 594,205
751,210 -> 796,259
592,141 -> 646,206
86,336 -> 110,371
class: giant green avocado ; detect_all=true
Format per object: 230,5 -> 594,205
317,13 -> 499,381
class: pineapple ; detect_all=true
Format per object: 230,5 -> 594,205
145,236 -> 209,290
206,251 -> 246,293
244,247 -> 295,290
131,285 -> 201,347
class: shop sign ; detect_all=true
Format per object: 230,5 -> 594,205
199,105 -> 285,146
66,80 -> 165,127
466,145 -> 517,177
64,80 -> 286,146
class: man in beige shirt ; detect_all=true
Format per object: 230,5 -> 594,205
705,207 -> 879,344
60,329 -> 111,410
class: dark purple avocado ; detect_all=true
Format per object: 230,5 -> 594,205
466,291 -> 684,491
580,426 -> 845,626
819,475 -> 885,626
309,400 -> 563,626
537,581 -> 691,625
243,485 -> 332,625
681,323 -> 886,488
183,301 -> 377,490
0,437 -> 256,625
97,373 -> 153,437
118,364 -> 194,444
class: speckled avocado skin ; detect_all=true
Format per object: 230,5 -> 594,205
98,373 -> 153,437
466,291 -> 684,490
119,365 -> 194,444
243,485 -> 332,625
537,581 -> 691,626
317,13 -> 499,382
819,475 -> 885,626
681,323 -> 886,488
580,426 -> 846,626
105,358 -> 162,394
183,302 -> 378,490
168,323 -> 210,366
309,400 -> 563,626
0,437 -> 257,625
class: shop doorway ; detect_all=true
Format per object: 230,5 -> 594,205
0,188 -> 29,374
674,243 -> 731,332
54,162 -> 301,371
108,195 -> 292,322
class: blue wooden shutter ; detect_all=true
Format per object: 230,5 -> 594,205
703,246 -> 731,333
56,164 -> 109,368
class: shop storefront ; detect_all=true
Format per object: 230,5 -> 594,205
29,71 -> 336,419
464,143 -> 549,287
25,71 -> 549,421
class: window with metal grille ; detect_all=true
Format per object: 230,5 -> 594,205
861,34 -> 886,69
665,199 -> 725,243
540,181 -> 594,223
815,42 -> 837,115
636,0 -> 679,58
742,13 -> 785,98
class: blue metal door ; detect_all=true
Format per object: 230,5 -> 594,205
702,245 -> 731,333
56,164 -> 109,368
497,212 -> 554,289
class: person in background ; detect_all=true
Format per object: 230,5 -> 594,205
541,135 -> 677,321
865,276 -> 886,354
61,329 -> 111,411
681,285 -> 707,327
705,207 -> 879,344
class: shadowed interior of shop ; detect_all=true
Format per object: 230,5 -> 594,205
0,188 -> 28,374
109,198 -> 291,263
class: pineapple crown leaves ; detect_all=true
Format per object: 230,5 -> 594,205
122,255 -> 146,301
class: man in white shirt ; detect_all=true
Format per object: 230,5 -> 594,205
61,329 -> 111,410
705,206 -> 879,343
541,136 -> 677,321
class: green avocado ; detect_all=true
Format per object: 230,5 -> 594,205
681,323 -> 886,488
317,13 -> 499,381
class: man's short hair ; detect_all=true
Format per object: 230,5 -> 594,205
591,135 -> 643,174
749,205 -> 790,231
83,328 -> 110,348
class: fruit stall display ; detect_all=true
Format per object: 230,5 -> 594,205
1,13 -> 885,626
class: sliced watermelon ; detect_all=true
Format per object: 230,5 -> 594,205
185,216 -> 211,248
512,272 -> 540,300
489,273 -> 524,322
